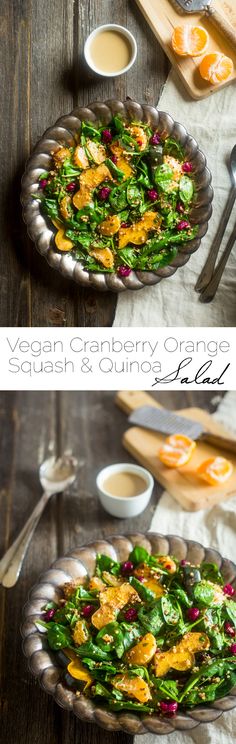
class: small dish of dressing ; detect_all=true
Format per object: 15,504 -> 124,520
84,24 -> 137,77
96,463 -> 154,518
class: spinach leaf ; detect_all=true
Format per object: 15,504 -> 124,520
129,576 -> 156,602
193,580 -> 216,607
82,658 -> 117,676
152,678 -> 179,702
163,137 -> 184,160
105,158 -> 124,182
182,564 -> 201,595
118,622 -> 141,651
112,115 -> 125,134
109,700 -> 154,713
149,144 -> 163,165
109,185 -> 128,211
154,164 -> 176,193
81,121 -> 102,141
75,586 -> 99,604
179,175 -> 193,205
47,623 -> 72,650
41,198 -> 59,220
225,599 -> 236,627
180,658 -> 236,702
117,248 -> 137,268
201,562 -> 223,584
77,641 -> 112,661
95,553 -> 121,576
96,622 -> 124,658
161,596 -> 180,625
127,184 -> 142,207
171,584 -> 192,608
138,600 -> 164,634
128,546 -> 150,565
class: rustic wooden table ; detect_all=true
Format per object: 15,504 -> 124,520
0,390 -> 223,744
0,0 -> 169,327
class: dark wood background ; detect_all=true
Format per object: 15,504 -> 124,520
0,390 -> 224,744
0,0 -> 169,327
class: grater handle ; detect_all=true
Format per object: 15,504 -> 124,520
200,431 -> 236,456
207,5 -> 236,49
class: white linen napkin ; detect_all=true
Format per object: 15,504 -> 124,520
113,71 -> 236,327
134,392 -> 236,743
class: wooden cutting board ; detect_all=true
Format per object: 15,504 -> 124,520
115,391 -> 236,511
135,0 -> 236,99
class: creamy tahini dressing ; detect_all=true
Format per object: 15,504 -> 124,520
103,471 -> 147,498
90,30 -> 132,73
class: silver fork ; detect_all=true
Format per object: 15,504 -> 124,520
195,145 -> 236,294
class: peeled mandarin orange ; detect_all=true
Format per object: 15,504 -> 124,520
199,52 -> 233,84
158,433 -> 196,468
197,456 -> 233,485
171,25 -> 209,57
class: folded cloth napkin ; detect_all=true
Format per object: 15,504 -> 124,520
113,71 -> 236,327
134,392 -> 236,744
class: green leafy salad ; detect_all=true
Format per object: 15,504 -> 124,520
38,546 -> 236,717
37,116 -> 198,275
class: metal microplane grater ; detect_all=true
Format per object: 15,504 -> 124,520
173,0 -> 236,50
128,406 -> 236,456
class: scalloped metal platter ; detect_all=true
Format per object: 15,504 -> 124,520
21,100 -> 213,292
21,532 -> 236,735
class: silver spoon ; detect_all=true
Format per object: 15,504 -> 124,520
195,145 -> 236,293
0,455 -> 78,588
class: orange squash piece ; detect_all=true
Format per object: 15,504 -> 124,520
73,145 -> 89,169
90,247 -> 114,269
91,603 -> 117,630
55,228 -> 73,252
88,576 -> 106,591
143,578 -> 164,597
99,215 -> 121,236
53,147 -> 71,167
171,25 -> 209,57
59,195 -> 72,221
73,620 -> 89,646
112,674 -> 151,703
67,658 -> 93,685
197,456 -> 233,486
73,187 -> 93,210
86,140 -> 106,164
99,582 -> 139,608
118,211 -> 159,248
128,125 -> 148,151
199,52 -> 233,84
156,556 -> 177,574
125,633 -> 157,666
80,163 -> 112,190
110,143 -> 133,179
154,632 -> 210,677
158,433 -> 196,468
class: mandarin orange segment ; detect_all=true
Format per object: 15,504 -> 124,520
171,25 -> 209,57
197,456 -> 233,486
158,433 -> 196,468
199,53 -> 233,84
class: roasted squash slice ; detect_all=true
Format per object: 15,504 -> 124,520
73,620 -> 89,646
55,228 -> 73,252
99,215 -> 121,236
128,125 -> 148,151
86,140 -> 106,164
110,143 -> 133,179
156,556 -> 177,574
112,674 -> 151,703
73,145 -> 89,169
90,247 -> 114,269
73,187 -> 93,210
67,658 -> 93,685
125,633 -> 157,666
59,195 -> 72,221
53,147 -> 71,167
154,632 -> 210,677
99,582 -> 139,608
89,576 -> 106,591
102,571 -> 123,587
118,211 -> 159,248
80,163 -> 112,190
91,602 -> 117,630
143,579 -> 164,597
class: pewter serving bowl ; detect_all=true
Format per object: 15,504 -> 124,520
21,532 -> 236,735
21,100 -> 213,292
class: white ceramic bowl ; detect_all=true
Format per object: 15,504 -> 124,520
84,24 -> 137,77
96,462 -> 154,518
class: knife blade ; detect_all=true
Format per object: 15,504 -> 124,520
128,406 -> 236,456
173,0 -> 236,49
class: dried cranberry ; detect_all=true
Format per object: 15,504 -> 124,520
43,608 -> 56,622
135,575 -> 144,582
102,129 -> 112,144
149,133 -> 160,145
223,584 -> 235,596
121,560 -> 134,575
136,139 -> 143,146
81,604 -> 94,618
66,181 -> 76,192
111,154 -> 118,164
182,161 -> 193,173
224,621 -> 235,638
180,559 -> 188,566
120,222 -> 129,228
98,186 -> 111,201
160,701 -> 178,716
187,607 -> 200,622
39,178 -> 48,189
124,607 -> 138,622
147,188 -> 158,202
230,643 -> 236,654
118,266 -> 132,277
177,220 -> 190,231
